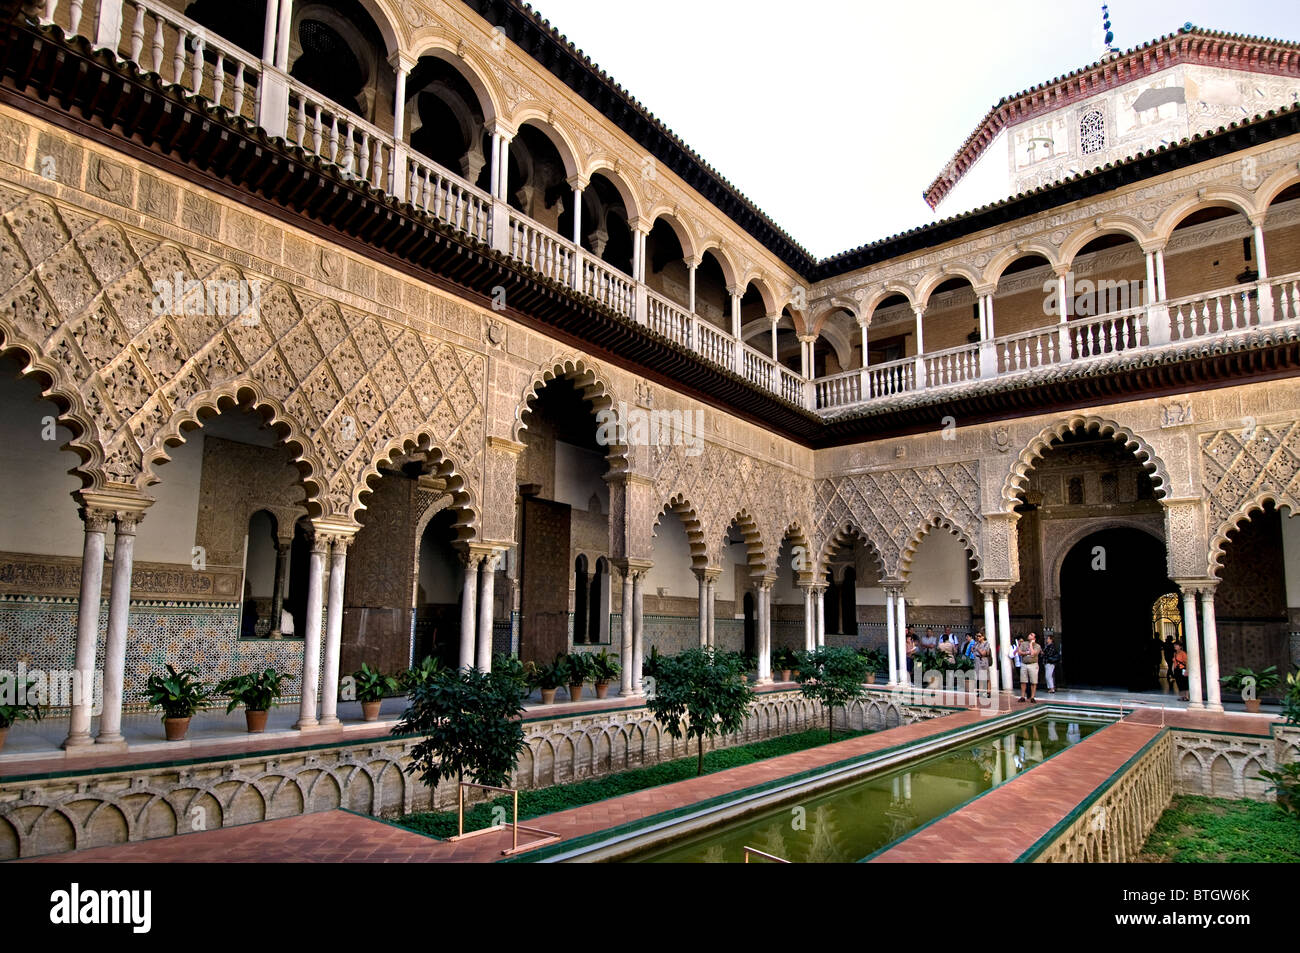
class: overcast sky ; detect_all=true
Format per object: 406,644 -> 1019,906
527,0 -> 1300,259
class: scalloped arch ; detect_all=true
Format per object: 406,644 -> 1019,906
1001,415 -> 1169,513
653,493 -> 707,570
716,508 -> 769,575
1208,491 -> 1298,580
815,519 -> 888,579
355,430 -> 478,539
512,355 -> 627,474
897,514 -> 983,582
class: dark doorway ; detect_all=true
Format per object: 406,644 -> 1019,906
840,567 -> 857,635
520,496 -> 571,664
823,569 -> 839,635
1059,527 -> 1173,691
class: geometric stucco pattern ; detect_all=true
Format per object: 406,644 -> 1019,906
813,462 -> 982,579
0,193 -> 484,529
1202,419 -> 1300,575
649,440 -> 813,572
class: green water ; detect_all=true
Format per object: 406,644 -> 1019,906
628,716 -> 1109,863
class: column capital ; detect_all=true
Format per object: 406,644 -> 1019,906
77,488 -> 153,517
979,583 -> 1014,597
912,304 -> 926,317
1174,578 -> 1217,595
1138,239 -> 1167,255
112,510 -> 145,536
627,216 -> 654,236
972,283 -> 997,298
756,572 -> 777,590
78,506 -> 115,534
694,566 -> 723,583
566,173 -> 590,192
485,118 -> 517,140
486,435 -> 527,455
388,50 -> 417,73
615,558 -> 654,579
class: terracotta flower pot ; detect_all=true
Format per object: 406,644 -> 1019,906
595,682 -> 610,699
163,716 -> 191,741
866,673 -> 877,685
568,684 -> 584,703
245,709 -> 269,733
779,669 -> 791,682
541,688 -> 558,705
1244,698 -> 1261,714
361,700 -> 382,722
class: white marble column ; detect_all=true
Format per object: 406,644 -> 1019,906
1200,586 -> 1223,712
1154,248 -> 1168,301
318,535 -> 349,727
476,550 -> 502,673
261,0 -> 278,62
571,186 -> 584,246
696,570 -> 708,647
982,588 -> 1000,696
1253,224 -> 1269,280
619,565 -> 635,696
895,592 -> 909,683
273,0 -> 293,68
996,590 -> 1013,689
97,511 -> 144,746
770,315 -> 779,362
632,569 -> 645,693
884,587 -> 898,686
757,580 -> 773,683
706,575 -> 717,647
295,532 -> 328,729
268,540 -> 291,638
1181,586 -> 1204,709
65,507 -> 111,748
802,585 -> 815,650
814,587 -> 826,647
458,549 -> 481,671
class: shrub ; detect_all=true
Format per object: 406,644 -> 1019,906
352,663 -> 400,703
795,646 -> 870,741
144,665 -> 209,720
1258,761 -> 1300,817
0,672 -> 43,729
215,667 -> 292,713
647,648 -> 754,775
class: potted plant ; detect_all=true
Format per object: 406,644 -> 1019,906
216,667 -> 292,732
144,665 -> 209,741
399,655 -> 445,694
1220,665 -> 1280,713
857,647 -> 887,684
352,663 -> 399,721
589,649 -> 621,699
528,657 -> 564,705
560,651 -> 595,702
0,672 -> 42,752
774,646 -> 798,682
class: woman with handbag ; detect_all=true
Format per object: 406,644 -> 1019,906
1172,641 -> 1190,701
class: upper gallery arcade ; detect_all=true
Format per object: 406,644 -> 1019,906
0,0 -> 1297,764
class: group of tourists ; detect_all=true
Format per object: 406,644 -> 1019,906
901,626 -> 1063,700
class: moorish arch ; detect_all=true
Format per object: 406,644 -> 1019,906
1001,415 -> 1170,513
713,507 -> 770,575
897,514 -> 983,583
512,355 -> 628,475
815,519 -> 889,581
654,493 -> 709,570
1208,491 -> 1300,580
357,430 -> 480,539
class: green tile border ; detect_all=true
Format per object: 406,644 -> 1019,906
856,711 -> 1120,863
1013,726 -> 1171,863
504,709 -> 1033,863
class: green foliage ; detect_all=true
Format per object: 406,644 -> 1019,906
773,646 -> 799,671
1282,672 -> 1300,727
643,644 -> 664,679
397,727 -> 868,839
1258,762 -> 1300,817
0,672 -> 44,729
215,667 -> 292,713
1219,665 -> 1280,695
646,647 -> 754,775
144,665 -> 209,720
1141,795 -> 1300,862
855,647 -> 887,674
399,656 -> 446,694
493,654 -> 530,694
352,663 -> 400,703
526,656 -> 564,691
558,652 -> 596,687
588,648 -> 621,684
794,646 -> 870,740
394,665 -> 529,790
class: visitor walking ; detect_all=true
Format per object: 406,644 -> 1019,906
1162,636 -> 1177,690
1042,634 -> 1061,694
1017,632 -> 1041,703
972,631 -> 991,695
1171,641 -> 1190,701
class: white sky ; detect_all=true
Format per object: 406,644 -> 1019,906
526,0 -> 1300,259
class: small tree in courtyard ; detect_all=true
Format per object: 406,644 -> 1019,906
647,647 -> 754,776
795,646 -> 870,741
394,664 -> 529,792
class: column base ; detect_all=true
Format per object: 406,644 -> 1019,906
94,733 -> 127,747
756,677 -> 773,686
293,719 -> 322,731
1205,703 -> 1224,714
1186,701 -> 1205,711
317,716 -> 340,728
62,733 -> 95,750
619,687 -> 636,697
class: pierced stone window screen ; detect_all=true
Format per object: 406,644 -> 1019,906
1080,109 -> 1106,156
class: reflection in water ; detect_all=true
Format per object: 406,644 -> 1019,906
630,717 -> 1108,864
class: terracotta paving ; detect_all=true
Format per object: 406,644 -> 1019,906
870,719 -> 1162,863
23,708 -> 988,863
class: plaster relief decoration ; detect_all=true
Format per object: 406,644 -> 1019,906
813,462 -> 981,578
1203,419 -> 1300,574
0,194 -> 486,533
1161,400 -> 1193,428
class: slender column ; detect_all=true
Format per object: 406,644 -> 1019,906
977,295 -> 988,339
884,587 -> 897,686
273,0 -> 293,69
687,260 -> 698,313
93,0 -> 125,49
318,535 -> 350,727
770,315 -> 779,362
65,507 -> 111,748
619,566 -> 634,696
730,291 -> 742,339
269,541 -> 290,638
757,580 -> 773,683
859,319 -> 869,362
814,587 -> 826,647
632,570 -> 645,692
261,0 -> 278,62
1057,272 -> 1069,320
457,550 -> 481,671
984,294 -> 995,338
1181,586 -> 1204,709
895,592 -> 909,683
571,187 -> 584,246
294,532 -> 328,729
696,571 -> 708,646
1253,224 -> 1268,280
706,576 -> 717,647
996,590 -> 1013,689
1145,251 -> 1157,305
392,64 -> 408,142
982,589 -> 1000,696
1200,587 -> 1222,712
913,306 -> 925,353
802,585 -> 815,650
1154,248 -> 1168,302
476,550 -> 501,673
97,511 -> 145,745
489,132 -> 503,199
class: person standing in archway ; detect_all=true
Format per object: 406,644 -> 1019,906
1042,634 -> 1061,694
1018,632 -> 1041,703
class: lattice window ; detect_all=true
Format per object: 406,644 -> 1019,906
1080,109 -> 1106,156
